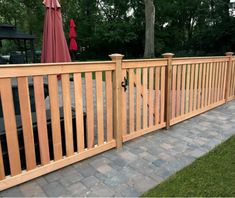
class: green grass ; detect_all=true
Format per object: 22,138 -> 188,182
142,135 -> 235,197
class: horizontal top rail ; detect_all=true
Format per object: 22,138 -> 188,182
123,59 -> 168,69
0,61 -> 115,78
172,56 -> 229,65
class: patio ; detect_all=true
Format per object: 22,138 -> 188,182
0,100 -> 234,197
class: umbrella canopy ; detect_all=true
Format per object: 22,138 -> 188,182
69,19 -> 78,51
41,0 -> 71,63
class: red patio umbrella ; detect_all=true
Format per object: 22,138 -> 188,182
41,0 -> 71,63
69,19 -> 78,51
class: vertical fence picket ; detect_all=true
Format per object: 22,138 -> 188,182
121,70 -> 127,135
129,69 -> 135,132
201,64 -> 206,108
105,71 -> 113,142
62,74 -> 74,156
161,67 -> 166,124
189,64 -> 195,112
96,72 -> 104,145
149,67 -> 154,126
85,72 -> 94,149
48,75 -> 63,160
181,65 -> 186,115
18,77 -> 37,169
176,66 -> 181,117
197,64 -> 202,109
33,76 -> 50,165
136,69 -> 141,130
172,66 -> 177,119
193,64 -> 198,111
74,73 -> 85,152
142,68 -> 148,128
154,67 -> 160,125
0,79 -> 21,176
186,65 -> 191,113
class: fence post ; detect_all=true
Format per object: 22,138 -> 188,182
225,52 -> 234,103
162,53 -> 174,129
109,53 -> 124,148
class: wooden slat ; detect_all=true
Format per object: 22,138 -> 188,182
121,70 -> 127,135
197,64 -> 202,109
142,68 -> 148,128
189,64 -> 195,112
148,67 -> 154,126
220,62 -> 225,100
123,59 -> 167,69
48,75 -> 63,160
185,65 -> 191,113
0,140 -> 5,180
160,67 -> 165,123
208,63 -> 213,105
0,79 -> 21,175
74,73 -> 85,152
0,62 -> 115,78
61,74 -> 74,156
181,65 -> 186,115
215,62 -> 220,102
33,76 -> 50,165
205,63 -> 209,106
96,72 -> 104,145
232,62 -> 235,97
129,69 -> 135,132
85,72 -> 94,149
154,67 -> 160,125
223,62 -> 228,99
193,64 -> 199,111
176,66 -> 181,117
231,62 -> 235,97
201,64 -> 206,108
105,71 -> 113,142
17,77 -> 37,169
172,57 -> 228,65
211,63 -> 217,103
171,66 -> 177,119
136,69 -> 141,130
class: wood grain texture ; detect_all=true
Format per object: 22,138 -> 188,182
61,74 -> 74,156
121,70 -> 127,135
105,71 -> 113,142
189,64 -> 195,112
74,73 -> 85,152
142,68 -> 148,128
136,69 -> 141,130
154,67 -> 160,125
48,75 -> 63,160
161,67 -> 165,124
171,66 -> 177,119
33,76 -> 50,165
129,69 -> 135,132
0,79 -> 21,176
148,67 -> 154,126
85,72 -> 94,149
185,65 -> 191,113
96,72 -> 104,145
17,77 -> 37,169
176,66 -> 181,117
181,65 -> 186,115
197,64 -> 202,109
193,64 -> 199,111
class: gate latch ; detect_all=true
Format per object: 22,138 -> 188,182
121,77 -> 128,92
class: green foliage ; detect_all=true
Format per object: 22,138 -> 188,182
0,0 -> 235,59
142,135 -> 235,197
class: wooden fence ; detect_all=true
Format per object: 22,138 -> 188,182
0,52 -> 234,190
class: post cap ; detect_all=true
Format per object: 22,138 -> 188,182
109,53 -> 124,61
162,53 -> 175,58
225,52 -> 234,56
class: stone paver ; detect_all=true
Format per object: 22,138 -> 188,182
1,100 -> 235,197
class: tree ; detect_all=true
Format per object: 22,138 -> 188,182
144,0 -> 155,58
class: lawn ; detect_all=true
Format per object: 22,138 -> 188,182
142,135 -> 235,197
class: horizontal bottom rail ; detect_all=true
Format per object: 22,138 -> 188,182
0,141 -> 116,191
170,100 -> 225,125
123,123 -> 166,142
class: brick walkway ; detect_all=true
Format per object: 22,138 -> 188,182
1,100 -> 235,197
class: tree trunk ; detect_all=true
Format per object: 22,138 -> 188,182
144,0 -> 155,58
